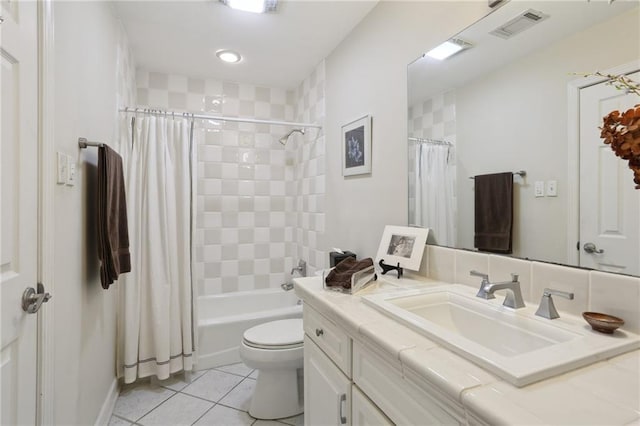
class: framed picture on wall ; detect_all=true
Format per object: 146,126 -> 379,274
342,115 -> 372,176
375,225 -> 430,271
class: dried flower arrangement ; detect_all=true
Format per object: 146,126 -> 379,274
579,72 -> 640,189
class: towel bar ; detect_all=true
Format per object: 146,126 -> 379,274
78,137 -> 106,149
469,170 -> 526,179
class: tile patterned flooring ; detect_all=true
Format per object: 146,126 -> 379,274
110,363 -> 303,426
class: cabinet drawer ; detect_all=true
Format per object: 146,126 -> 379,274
353,341 -> 462,426
304,305 -> 352,377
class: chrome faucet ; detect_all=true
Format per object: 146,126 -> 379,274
535,288 -> 574,319
471,271 -> 526,309
291,259 -> 307,277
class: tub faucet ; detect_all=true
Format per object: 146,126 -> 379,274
291,259 -> 307,277
472,271 -> 526,309
281,282 -> 294,291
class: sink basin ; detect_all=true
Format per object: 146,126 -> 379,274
363,285 -> 640,386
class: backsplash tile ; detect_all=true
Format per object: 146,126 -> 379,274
590,271 -> 640,334
426,245 -> 455,283
488,255 -> 533,302
454,250 -> 489,288
531,262 -> 590,317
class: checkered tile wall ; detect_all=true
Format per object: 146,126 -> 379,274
136,62 -> 325,294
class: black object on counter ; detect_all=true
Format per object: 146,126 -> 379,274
330,251 -> 356,267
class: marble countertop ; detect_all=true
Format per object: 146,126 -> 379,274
294,274 -> 640,425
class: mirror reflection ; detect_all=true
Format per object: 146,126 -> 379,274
408,0 -> 640,276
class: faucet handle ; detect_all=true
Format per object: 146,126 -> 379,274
511,273 -> 519,282
535,288 -> 574,319
470,270 -> 489,282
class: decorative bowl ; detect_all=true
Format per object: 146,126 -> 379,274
582,312 -> 624,334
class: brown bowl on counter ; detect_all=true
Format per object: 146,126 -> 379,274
582,312 -> 625,334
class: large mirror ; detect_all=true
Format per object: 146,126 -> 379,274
408,0 -> 640,276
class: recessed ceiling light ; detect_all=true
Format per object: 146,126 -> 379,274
425,38 -> 472,61
220,0 -> 278,14
216,49 -> 242,64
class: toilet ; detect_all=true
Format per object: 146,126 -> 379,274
239,318 -> 304,420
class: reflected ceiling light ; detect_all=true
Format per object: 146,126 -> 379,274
425,38 -> 472,61
216,49 -> 242,63
220,0 -> 278,14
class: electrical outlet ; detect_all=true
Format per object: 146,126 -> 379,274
57,152 -> 68,184
66,156 -> 76,186
546,180 -> 557,197
534,181 -> 545,197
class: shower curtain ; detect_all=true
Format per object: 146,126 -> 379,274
414,143 -> 456,246
116,114 -> 195,384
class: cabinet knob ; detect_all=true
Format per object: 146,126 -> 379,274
315,328 -> 324,337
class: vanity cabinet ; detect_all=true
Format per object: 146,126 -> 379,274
304,336 -> 351,425
303,303 -> 466,426
303,305 -> 352,425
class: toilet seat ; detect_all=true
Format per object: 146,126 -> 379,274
242,319 -> 303,350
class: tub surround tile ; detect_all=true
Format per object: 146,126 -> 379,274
181,370 -> 244,403
112,383 -> 175,422
137,393 -> 213,426
454,250 -> 489,289
218,378 -> 256,411
488,254 -> 533,302
531,262 -> 589,317
590,271 -> 640,334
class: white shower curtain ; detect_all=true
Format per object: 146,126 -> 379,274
116,115 -> 195,384
414,143 -> 456,246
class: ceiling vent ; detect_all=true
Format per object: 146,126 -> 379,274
490,9 -> 550,39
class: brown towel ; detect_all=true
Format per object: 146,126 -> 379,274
97,145 -> 131,289
474,172 -> 513,254
325,257 -> 373,290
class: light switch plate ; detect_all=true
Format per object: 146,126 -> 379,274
66,156 -> 76,186
546,180 -> 557,197
534,181 -> 545,197
56,152 -> 68,184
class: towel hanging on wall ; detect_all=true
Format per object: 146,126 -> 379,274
97,145 -> 131,288
474,172 -> 513,254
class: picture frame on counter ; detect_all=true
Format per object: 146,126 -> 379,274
376,225 -> 430,271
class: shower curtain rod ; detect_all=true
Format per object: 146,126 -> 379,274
120,107 -> 322,129
409,136 -> 452,146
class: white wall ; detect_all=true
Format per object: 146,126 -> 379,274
324,1 -> 492,260
53,2 -> 135,424
455,8 -> 640,263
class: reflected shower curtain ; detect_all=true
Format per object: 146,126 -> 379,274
116,115 -> 195,383
414,143 -> 456,246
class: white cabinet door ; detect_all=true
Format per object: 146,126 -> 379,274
304,336 -> 351,426
352,385 -> 393,426
1,1 -> 39,425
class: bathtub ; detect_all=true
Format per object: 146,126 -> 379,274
196,288 -> 302,370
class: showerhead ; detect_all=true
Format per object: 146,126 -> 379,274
279,128 -> 305,145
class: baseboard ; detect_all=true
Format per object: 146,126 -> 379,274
94,377 -> 119,426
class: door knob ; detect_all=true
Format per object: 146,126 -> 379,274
583,242 -> 604,254
22,283 -> 52,314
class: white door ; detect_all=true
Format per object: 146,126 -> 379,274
1,1 -> 40,424
304,336 -> 351,426
579,71 -> 640,276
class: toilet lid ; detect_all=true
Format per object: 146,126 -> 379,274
243,319 -> 303,348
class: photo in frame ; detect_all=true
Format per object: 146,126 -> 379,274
342,115 -> 372,176
375,225 -> 430,271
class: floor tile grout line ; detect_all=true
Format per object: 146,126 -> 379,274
190,402 -> 218,426
133,390 -> 179,423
